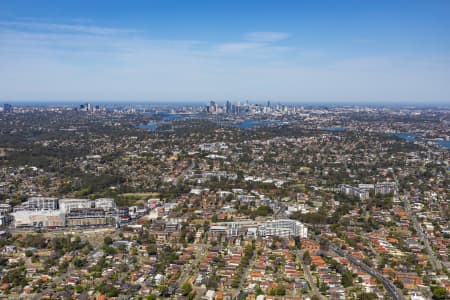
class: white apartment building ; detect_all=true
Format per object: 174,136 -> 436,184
25,197 -> 59,211
94,198 -> 116,210
59,198 -> 93,213
258,219 -> 308,238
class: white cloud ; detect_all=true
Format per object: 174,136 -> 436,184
215,42 -> 263,54
0,20 -> 136,35
244,31 -> 290,42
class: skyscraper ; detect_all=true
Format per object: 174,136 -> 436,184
208,100 -> 216,113
226,100 -> 231,114
3,104 -> 13,113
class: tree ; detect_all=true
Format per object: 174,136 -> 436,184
255,285 -> 264,295
303,251 -> 312,265
73,257 -> 87,268
431,286 -> 448,300
275,284 -> 286,296
146,244 -> 157,255
341,270 -> 353,287
211,214 -> 218,222
103,236 -> 113,245
103,245 -> 117,256
394,280 -> 404,289
207,275 -> 219,290
319,238 -> 329,252
75,285 -> 83,293
181,282 -> 192,296
231,276 -> 240,288
2,267 -> 28,287
105,285 -> 119,297
358,292 -> 377,300
253,205 -> 273,217
0,258 -> 7,266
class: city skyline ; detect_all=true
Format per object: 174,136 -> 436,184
1,0 -> 450,104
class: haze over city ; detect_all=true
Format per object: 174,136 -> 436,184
1,0 -> 450,104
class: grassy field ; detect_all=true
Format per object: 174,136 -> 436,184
120,192 -> 159,198
115,192 -> 160,206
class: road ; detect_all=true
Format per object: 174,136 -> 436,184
32,265 -> 75,300
297,250 -> 325,300
274,203 -> 287,219
392,172 -> 442,272
308,231 -> 405,300
402,194 -> 442,272
232,246 -> 256,299
175,244 -> 208,293
330,245 -> 405,300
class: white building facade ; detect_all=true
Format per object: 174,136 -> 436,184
258,219 -> 308,238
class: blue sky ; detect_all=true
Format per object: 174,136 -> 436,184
0,0 -> 449,104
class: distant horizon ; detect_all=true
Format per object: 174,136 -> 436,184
2,99 -> 450,108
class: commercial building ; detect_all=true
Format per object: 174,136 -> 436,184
0,212 -> 11,226
0,204 -> 11,213
115,207 -> 131,223
12,210 -> 65,228
9,197 -> 120,228
66,208 -> 107,226
94,198 -> 116,210
27,197 -> 59,210
0,204 -> 12,225
59,198 -> 93,213
3,103 -> 13,113
226,100 -> 232,114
